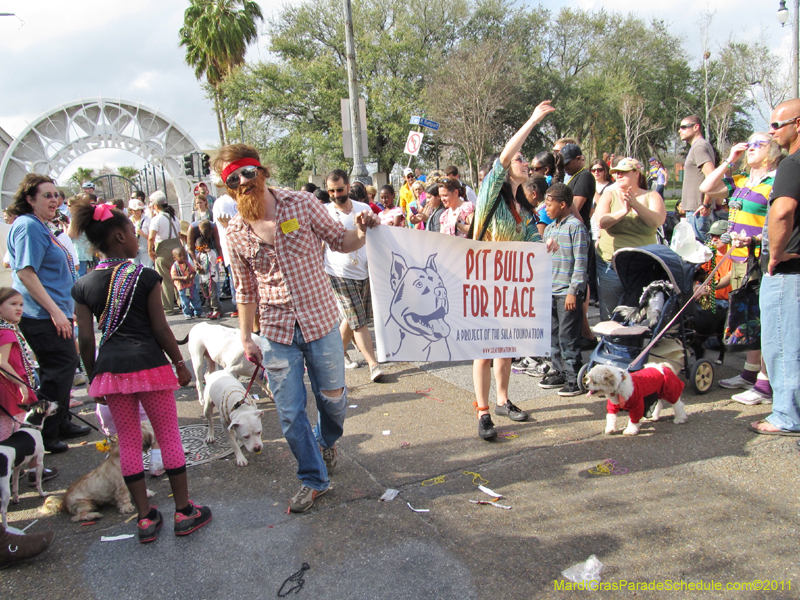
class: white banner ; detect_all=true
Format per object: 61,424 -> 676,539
366,226 -> 552,362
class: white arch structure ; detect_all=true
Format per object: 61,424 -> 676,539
0,98 -> 203,218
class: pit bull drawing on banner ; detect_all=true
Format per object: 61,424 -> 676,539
384,252 -> 451,361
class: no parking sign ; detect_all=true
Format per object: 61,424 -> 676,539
404,130 -> 423,156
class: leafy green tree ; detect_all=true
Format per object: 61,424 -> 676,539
179,0 -> 263,145
220,0 -> 468,175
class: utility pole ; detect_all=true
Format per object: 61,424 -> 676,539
343,0 -> 370,184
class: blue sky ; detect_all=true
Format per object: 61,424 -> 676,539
0,0 -> 791,182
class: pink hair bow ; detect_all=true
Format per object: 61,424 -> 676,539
93,203 -> 114,221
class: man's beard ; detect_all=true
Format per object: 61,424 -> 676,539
232,172 -> 267,222
332,194 -> 349,205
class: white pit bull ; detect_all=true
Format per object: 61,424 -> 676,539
203,370 -> 264,467
184,322 -> 271,404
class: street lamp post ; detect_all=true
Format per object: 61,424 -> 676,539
343,0 -> 371,184
236,112 -> 245,144
778,0 -> 800,97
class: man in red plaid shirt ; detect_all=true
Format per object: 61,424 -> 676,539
214,144 -> 379,513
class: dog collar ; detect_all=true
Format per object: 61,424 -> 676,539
220,386 -> 256,427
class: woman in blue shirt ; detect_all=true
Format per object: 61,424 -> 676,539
7,174 -> 87,453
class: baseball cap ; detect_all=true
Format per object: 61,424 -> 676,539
708,220 -> 729,237
403,167 -> 413,176
610,157 -> 645,174
559,143 -> 582,164
648,157 -> 657,162
81,181 -> 95,189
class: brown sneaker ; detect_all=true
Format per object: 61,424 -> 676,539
288,484 -> 330,513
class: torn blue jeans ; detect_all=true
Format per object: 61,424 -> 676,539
260,324 -> 347,491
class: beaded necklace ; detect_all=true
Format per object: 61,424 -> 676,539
29,214 -> 78,282
698,242 -> 718,313
726,169 -> 773,239
0,318 -> 36,389
96,259 -> 144,347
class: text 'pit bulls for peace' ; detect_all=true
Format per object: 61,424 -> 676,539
462,248 -> 538,318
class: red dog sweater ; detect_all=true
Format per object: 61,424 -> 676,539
606,366 -> 684,423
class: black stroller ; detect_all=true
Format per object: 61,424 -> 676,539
577,244 -> 715,395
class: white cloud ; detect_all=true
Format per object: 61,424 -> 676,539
130,72 -> 156,91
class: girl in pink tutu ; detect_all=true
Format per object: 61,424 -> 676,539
70,200 -> 211,543
0,287 -> 37,440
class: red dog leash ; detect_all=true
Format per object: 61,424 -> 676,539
244,362 -> 265,397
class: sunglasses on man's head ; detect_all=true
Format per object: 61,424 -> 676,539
225,166 -> 259,189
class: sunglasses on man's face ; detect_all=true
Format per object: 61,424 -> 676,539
769,116 -> 800,130
678,124 -> 694,130
225,166 -> 259,189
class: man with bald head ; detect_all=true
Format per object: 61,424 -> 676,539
749,98 -> 800,436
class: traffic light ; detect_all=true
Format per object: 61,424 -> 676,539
201,154 -> 211,176
183,154 -> 195,177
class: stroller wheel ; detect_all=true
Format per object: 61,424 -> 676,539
690,359 -> 714,394
577,363 -> 592,393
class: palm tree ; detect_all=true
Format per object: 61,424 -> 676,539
118,166 -> 141,199
118,166 -> 140,180
70,167 -> 95,186
179,0 -> 263,145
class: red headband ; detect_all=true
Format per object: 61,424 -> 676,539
221,158 -> 261,183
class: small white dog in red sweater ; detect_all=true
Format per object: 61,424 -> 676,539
586,362 -> 689,435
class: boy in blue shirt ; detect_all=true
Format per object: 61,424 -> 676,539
540,183 -> 588,397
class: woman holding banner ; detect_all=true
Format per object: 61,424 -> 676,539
470,100 -> 556,441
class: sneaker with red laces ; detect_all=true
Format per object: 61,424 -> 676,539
230,311 -> 239,318
173,500 -> 212,536
138,509 -> 163,543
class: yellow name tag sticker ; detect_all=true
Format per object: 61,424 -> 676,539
280,218 -> 300,234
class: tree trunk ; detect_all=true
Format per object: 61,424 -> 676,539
214,90 -> 225,147
219,99 -> 230,145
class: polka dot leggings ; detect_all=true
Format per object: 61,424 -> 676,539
0,412 -> 20,442
105,390 -> 185,477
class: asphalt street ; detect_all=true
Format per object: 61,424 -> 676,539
2,303 -> 798,600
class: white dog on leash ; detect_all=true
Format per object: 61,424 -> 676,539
203,370 -> 264,467
586,362 -> 689,436
183,322 -> 271,404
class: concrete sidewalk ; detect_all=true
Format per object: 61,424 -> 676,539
2,314 -> 798,600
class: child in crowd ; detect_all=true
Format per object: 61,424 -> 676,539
540,183 -> 588,397
0,288 -> 38,440
170,247 -> 203,319
697,220 -> 733,311
192,220 -> 222,319
71,202 -> 211,543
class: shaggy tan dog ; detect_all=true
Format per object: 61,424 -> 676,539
42,423 -> 154,522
